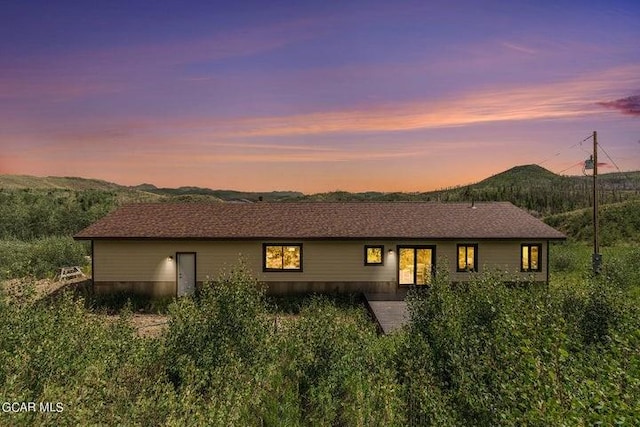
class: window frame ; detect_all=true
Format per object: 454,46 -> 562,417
520,243 -> 542,272
364,245 -> 385,266
456,243 -> 478,272
262,243 -> 303,272
397,245 -> 436,286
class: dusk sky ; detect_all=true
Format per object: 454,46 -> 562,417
1,0 -> 639,192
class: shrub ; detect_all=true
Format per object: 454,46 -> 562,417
407,268 -> 640,425
601,247 -> 640,290
166,265 -> 270,389
0,237 -> 89,279
579,284 -> 620,345
0,286 -> 168,426
276,297 -> 405,426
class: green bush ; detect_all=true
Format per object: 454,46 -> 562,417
0,189 -> 117,240
0,237 -> 88,279
407,266 -> 640,425
1,255 -> 638,425
0,287 -> 169,426
551,245 -> 578,272
276,297 -> 405,426
601,247 -> 640,290
163,263 -> 272,424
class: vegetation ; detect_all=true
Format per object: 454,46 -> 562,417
132,184 -> 303,202
0,237 -> 88,280
1,253 -> 639,425
286,165 -> 640,216
0,188 -> 116,279
405,260 -> 639,425
545,199 -> 640,245
0,189 -> 120,240
1,168 -> 639,424
0,176 -> 304,278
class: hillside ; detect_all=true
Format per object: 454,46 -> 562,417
131,184 -> 303,202
287,165 -> 640,216
2,168 -> 639,243
0,174 -> 130,191
0,174 -> 166,203
450,165 -> 640,215
475,164 -> 564,187
544,199 -> 640,245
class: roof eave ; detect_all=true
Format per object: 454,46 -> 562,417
76,235 -> 567,241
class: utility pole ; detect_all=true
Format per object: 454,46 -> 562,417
592,131 -> 602,275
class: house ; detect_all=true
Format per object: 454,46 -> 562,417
73,202 -> 566,297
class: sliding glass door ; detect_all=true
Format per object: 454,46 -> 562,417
398,246 -> 435,286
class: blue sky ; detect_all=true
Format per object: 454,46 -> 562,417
1,0 -> 638,192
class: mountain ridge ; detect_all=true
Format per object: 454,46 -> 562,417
2,165 -> 639,208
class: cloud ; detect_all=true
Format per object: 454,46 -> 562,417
501,42 -> 537,55
597,95 -> 640,116
0,17 -> 327,102
202,65 -> 640,137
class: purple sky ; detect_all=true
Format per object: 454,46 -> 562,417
1,0 -> 639,192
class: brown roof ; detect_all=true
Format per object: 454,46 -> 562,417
74,202 -> 566,240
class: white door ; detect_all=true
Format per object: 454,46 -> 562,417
176,253 -> 196,296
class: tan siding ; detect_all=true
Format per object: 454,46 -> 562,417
93,239 -> 549,291
445,240 -> 547,282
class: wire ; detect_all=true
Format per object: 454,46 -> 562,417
538,134 -> 592,166
597,140 -> 637,186
575,133 -> 594,157
558,161 -> 585,175
537,134 -> 635,185
598,143 -> 623,174
536,136 -> 591,166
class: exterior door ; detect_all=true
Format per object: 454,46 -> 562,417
398,246 -> 435,286
176,253 -> 196,296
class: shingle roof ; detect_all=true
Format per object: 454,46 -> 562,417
74,202 -> 566,240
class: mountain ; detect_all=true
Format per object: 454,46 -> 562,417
473,164 -> 565,187
0,174 -> 132,191
455,165 -> 640,215
136,186 -> 303,202
0,174 -> 301,203
1,167 -> 639,242
286,165 -> 640,216
2,166 -> 639,211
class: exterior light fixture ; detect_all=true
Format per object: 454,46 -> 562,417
388,249 -> 394,254
168,255 -> 173,260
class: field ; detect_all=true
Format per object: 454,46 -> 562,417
1,169 -> 639,425
1,244 -> 639,426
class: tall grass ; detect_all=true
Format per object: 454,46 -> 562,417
0,237 -> 89,280
1,251 -> 638,425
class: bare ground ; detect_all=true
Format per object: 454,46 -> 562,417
1,277 -> 169,338
97,313 -> 169,338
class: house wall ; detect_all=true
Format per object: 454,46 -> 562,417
92,239 -> 548,297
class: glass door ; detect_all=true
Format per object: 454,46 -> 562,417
398,246 -> 435,286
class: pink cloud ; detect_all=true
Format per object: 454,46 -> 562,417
597,95 -> 640,116
200,65 -> 640,137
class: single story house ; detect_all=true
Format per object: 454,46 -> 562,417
74,202 -> 566,297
